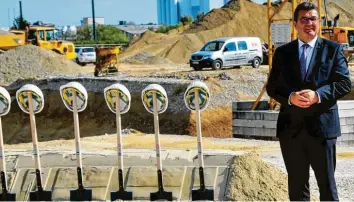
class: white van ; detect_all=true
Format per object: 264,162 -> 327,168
190,37 -> 263,71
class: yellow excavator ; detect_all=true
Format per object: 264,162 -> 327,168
321,14 -> 354,52
0,26 -> 76,60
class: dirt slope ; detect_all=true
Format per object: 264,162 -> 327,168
0,45 -> 83,84
121,0 -> 354,64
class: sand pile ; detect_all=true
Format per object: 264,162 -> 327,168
225,152 -> 289,201
0,45 -> 83,84
121,0 -> 354,64
0,30 -> 14,36
121,51 -> 170,65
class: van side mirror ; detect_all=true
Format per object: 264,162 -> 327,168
223,48 -> 229,52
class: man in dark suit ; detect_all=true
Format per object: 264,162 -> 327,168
266,2 -> 351,201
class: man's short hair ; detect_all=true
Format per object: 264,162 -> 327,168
294,2 -> 319,22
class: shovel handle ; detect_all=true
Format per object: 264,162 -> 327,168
194,89 -> 204,168
115,91 -> 123,171
72,90 -> 83,170
0,117 -> 7,190
153,92 -> 162,171
72,90 -> 84,188
28,92 -> 43,187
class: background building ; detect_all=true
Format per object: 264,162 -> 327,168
157,0 -> 231,25
82,17 -> 105,26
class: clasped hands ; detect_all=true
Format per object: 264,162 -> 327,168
290,89 -> 319,108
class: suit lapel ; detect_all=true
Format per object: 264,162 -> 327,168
289,40 -> 302,84
305,37 -> 323,81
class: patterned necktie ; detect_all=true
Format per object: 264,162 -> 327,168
300,44 -> 309,81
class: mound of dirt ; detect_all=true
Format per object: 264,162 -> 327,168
121,0 -> 292,63
122,0 -> 354,64
0,45 -> 83,84
225,152 -> 289,201
0,30 -> 13,36
121,51 -> 170,64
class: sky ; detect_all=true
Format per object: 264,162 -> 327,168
0,0 -> 266,28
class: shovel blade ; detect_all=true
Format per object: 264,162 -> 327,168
192,188 -> 214,201
0,192 -> 16,201
111,190 -> 133,201
70,188 -> 92,201
29,190 -> 52,201
150,191 -> 173,201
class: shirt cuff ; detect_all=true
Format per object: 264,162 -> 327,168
316,91 -> 321,103
288,92 -> 294,105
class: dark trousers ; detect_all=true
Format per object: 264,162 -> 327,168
279,131 -> 338,201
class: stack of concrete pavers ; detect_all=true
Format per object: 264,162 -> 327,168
233,100 -> 354,143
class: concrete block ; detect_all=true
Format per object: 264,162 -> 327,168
338,101 -> 354,110
339,109 -> 354,118
340,117 -> 354,125
233,119 -> 276,128
233,111 -> 279,121
47,167 -> 112,201
340,125 -> 354,134
40,153 -> 63,168
232,101 -> 269,111
215,166 -> 229,201
233,127 -> 276,137
15,155 -> 36,169
5,155 -> 18,172
194,155 -> 235,167
81,155 -> 117,167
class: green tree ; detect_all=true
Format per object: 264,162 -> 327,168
12,16 -> 30,30
75,25 -> 129,44
76,26 -> 92,41
180,15 -> 193,25
196,12 -> 204,22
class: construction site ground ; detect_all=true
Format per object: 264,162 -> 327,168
1,62 -> 354,201
3,132 -> 354,201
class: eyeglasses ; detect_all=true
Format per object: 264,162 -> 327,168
299,17 -> 319,24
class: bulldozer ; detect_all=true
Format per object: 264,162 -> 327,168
0,26 -> 76,60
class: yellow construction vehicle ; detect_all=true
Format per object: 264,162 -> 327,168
94,46 -> 120,77
321,15 -> 354,52
0,26 -> 76,60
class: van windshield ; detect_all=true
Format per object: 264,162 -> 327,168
201,41 -> 225,51
82,48 -> 95,53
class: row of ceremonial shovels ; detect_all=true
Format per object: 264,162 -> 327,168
0,80 -> 214,201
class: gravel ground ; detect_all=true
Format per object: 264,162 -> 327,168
262,153 -> 354,201
121,51 -> 170,64
210,137 -> 354,201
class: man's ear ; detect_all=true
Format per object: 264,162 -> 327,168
293,21 -> 297,29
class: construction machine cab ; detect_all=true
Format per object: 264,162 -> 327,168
25,26 -> 77,60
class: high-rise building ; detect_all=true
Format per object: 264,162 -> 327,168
157,0 -> 231,25
157,0 -> 179,25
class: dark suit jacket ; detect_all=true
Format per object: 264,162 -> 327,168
266,37 -> 351,139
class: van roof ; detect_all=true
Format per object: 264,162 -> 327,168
211,37 -> 260,42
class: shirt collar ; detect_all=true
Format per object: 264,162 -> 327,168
298,35 -> 318,49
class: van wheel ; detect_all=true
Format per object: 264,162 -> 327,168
212,60 -> 222,70
193,66 -> 202,71
252,57 -> 261,68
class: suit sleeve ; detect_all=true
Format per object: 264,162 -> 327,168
316,45 -> 351,103
266,48 -> 293,106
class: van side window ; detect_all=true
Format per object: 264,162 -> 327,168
238,41 -> 248,50
224,42 -> 237,51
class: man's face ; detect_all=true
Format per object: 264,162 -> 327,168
294,9 -> 320,42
